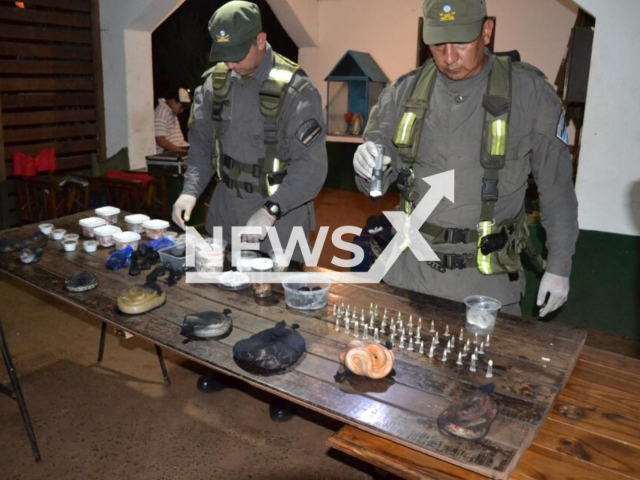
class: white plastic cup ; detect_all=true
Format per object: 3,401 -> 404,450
51,228 -> 66,240
62,240 -> 78,252
83,240 -> 98,253
464,295 -> 501,335
38,223 -> 54,235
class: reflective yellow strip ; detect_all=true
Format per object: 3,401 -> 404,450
269,68 -> 294,84
477,221 -> 493,275
491,120 -> 507,156
266,158 -> 282,196
394,112 -> 417,146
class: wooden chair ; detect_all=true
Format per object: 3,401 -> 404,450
89,176 -> 150,214
15,174 -> 64,225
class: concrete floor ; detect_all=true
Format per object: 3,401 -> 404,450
1,187 -> 638,479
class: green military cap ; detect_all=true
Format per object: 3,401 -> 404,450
208,1 -> 263,62
422,0 -> 487,45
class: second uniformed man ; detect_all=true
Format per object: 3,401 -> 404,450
173,1 -> 327,262
353,0 -> 578,316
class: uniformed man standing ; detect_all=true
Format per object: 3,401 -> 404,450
172,1 -> 327,262
353,0 -> 578,316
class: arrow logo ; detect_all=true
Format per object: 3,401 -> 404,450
365,170 -> 455,282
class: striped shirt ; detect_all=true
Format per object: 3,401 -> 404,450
154,99 -> 189,154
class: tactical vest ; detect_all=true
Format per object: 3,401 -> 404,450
391,57 -> 543,276
205,53 -> 302,197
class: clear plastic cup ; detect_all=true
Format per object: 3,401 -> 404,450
464,295 -> 501,335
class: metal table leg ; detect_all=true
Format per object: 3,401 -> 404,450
0,318 -> 41,461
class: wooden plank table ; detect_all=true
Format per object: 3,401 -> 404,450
0,212 -> 593,479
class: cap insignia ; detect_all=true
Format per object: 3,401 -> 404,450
216,30 -> 230,43
440,5 -> 455,21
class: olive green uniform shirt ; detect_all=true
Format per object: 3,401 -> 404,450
357,54 -> 578,310
183,44 -> 328,260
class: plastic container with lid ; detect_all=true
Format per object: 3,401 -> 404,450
282,274 -> 331,310
230,250 -> 260,272
162,231 -> 178,241
142,219 -> 170,239
195,238 -> 226,273
95,206 -> 121,225
113,231 -> 141,251
124,214 -> 150,233
79,217 -> 107,238
93,225 -> 122,247
158,244 -> 187,271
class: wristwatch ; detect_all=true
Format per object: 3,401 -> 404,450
264,201 -> 282,220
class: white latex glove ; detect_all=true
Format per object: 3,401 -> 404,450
172,194 -> 197,230
353,141 -> 391,180
537,272 -> 570,317
240,207 -> 276,243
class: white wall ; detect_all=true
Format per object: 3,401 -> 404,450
299,0 -> 577,108
267,0 -> 319,47
572,0 -> 640,236
99,0 -> 183,168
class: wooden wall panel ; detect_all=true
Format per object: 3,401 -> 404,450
0,0 -> 106,229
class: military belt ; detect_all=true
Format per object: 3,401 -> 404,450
433,252 -> 476,270
419,222 -> 479,245
223,154 -> 262,178
221,172 -> 256,194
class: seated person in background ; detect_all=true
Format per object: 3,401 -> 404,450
154,86 -> 191,154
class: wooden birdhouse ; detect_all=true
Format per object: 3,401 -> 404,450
325,51 -> 389,137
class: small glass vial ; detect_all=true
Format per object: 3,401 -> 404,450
251,258 -> 273,298
369,144 -> 385,198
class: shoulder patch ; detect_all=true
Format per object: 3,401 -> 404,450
515,62 -> 547,80
556,111 -> 569,145
296,119 -> 323,147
